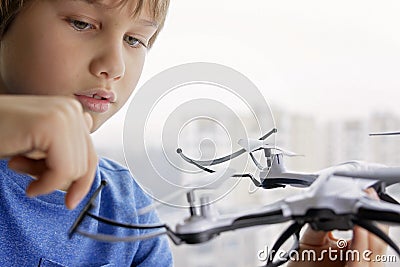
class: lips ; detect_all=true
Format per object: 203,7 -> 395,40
74,89 -> 116,113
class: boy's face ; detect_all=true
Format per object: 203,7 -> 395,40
0,0 -> 158,131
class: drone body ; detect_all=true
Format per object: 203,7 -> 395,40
169,160 -> 400,267
173,161 -> 397,238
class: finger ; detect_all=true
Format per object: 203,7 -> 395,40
25,169 -> 68,197
64,137 -> 98,209
8,156 -> 46,176
347,226 -> 370,267
83,112 -> 93,131
289,227 -> 346,267
364,187 -> 389,236
365,187 -> 379,200
24,142 -> 74,197
349,226 -> 369,251
23,150 -> 46,160
64,171 -> 94,210
300,226 -> 331,247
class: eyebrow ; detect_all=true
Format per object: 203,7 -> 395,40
137,19 -> 158,28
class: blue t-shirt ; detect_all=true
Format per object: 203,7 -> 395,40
0,158 -> 173,267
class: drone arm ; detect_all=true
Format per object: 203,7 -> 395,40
368,182 -> 400,204
233,173 -> 262,187
334,166 -> 400,186
357,198 -> 400,224
274,172 -> 318,182
260,128 -> 278,140
174,202 -> 291,244
379,193 -> 400,205
358,208 -> 400,224
262,173 -> 318,188
230,210 -> 290,230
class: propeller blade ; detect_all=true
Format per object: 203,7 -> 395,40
273,146 -> 303,157
180,168 -> 236,188
238,138 -> 269,152
369,131 -> 400,136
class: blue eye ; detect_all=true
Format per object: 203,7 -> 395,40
123,35 -> 146,48
68,19 -> 94,31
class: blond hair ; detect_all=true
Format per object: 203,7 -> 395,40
0,0 -> 170,48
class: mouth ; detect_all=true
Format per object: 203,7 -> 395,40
74,89 -> 116,113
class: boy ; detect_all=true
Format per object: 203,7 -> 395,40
0,0 -> 172,266
0,1 -> 388,267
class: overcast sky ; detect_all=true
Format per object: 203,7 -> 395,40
93,0 -> 400,144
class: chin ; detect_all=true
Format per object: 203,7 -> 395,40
90,120 -> 104,133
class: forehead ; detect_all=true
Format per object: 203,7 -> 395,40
75,0 -> 159,26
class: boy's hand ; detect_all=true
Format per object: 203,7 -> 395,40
0,95 -> 98,209
288,188 -> 388,267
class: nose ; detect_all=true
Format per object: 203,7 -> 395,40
89,42 -> 125,81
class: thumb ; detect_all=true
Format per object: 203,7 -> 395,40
83,112 -> 93,131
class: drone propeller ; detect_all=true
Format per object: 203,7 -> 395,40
177,128 -> 277,167
369,131 -> 400,136
176,128 -> 315,190
237,138 -> 302,157
334,166 -> 400,186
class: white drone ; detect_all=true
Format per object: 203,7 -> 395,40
69,128 -> 400,267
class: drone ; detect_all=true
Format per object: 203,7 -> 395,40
69,128 -> 400,267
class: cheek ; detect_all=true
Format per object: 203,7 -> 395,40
1,27 -> 85,95
120,53 -> 146,103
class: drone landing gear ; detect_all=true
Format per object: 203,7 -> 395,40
264,222 -> 303,267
